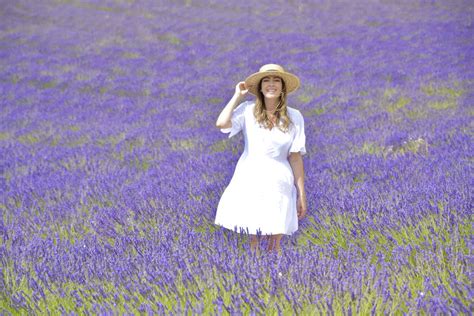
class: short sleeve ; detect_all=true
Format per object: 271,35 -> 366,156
289,110 -> 306,155
220,101 -> 249,138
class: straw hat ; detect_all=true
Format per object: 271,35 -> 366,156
245,64 -> 300,96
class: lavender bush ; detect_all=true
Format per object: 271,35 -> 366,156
1,0 -> 472,314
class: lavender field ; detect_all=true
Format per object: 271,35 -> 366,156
1,0 -> 473,314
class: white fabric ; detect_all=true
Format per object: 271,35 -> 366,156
215,101 -> 306,235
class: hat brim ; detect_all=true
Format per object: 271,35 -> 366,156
244,71 -> 300,96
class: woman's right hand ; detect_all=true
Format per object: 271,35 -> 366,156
235,81 -> 249,97
216,81 -> 248,129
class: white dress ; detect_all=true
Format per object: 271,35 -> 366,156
214,101 -> 306,235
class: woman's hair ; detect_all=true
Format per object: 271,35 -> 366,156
253,77 -> 292,132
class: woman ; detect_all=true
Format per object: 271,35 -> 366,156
214,64 -> 307,253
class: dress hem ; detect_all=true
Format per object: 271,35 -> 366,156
214,222 -> 297,236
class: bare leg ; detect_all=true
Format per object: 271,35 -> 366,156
267,234 -> 284,253
250,235 -> 260,254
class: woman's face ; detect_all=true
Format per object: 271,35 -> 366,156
260,76 -> 283,100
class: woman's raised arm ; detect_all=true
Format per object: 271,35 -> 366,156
215,81 -> 248,129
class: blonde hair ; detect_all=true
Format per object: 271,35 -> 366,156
253,77 -> 292,132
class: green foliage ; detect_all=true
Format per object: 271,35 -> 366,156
421,84 -> 464,98
305,104 -> 326,116
422,83 -> 465,110
123,52 -> 141,59
360,141 -> 385,155
10,74 -> 21,84
158,33 -> 182,45
298,94 -> 313,104
428,99 -> 457,110
386,96 -> 411,113
40,80 -> 57,89
209,97 -> 224,105
18,132 -> 42,144
296,207 -> 471,312
96,132 -> 126,147
65,135 -> 91,147
210,139 -> 229,153
355,138 -> 428,157
171,138 -> 196,151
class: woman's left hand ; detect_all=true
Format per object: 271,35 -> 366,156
297,196 -> 307,220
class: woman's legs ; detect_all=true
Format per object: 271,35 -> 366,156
250,234 -> 284,253
267,234 -> 283,252
250,235 -> 260,253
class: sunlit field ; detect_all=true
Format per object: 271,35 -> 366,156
1,0 -> 472,314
